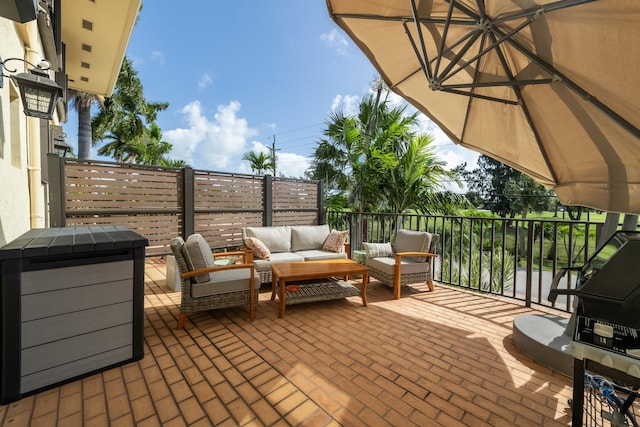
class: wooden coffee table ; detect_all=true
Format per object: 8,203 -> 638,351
270,259 -> 369,318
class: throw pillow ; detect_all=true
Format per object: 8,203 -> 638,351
322,229 -> 348,253
244,237 -> 271,259
363,242 -> 393,258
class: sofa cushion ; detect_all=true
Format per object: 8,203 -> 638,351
363,242 -> 393,258
245,226 -> 291,253
322,229 -> 348,253
191,268 -> 260,297
393,229 -> 432,262
182,234 -> 215,283
366,256 -> 430,275
295,250 -> 348,261
291,225 -> 330,251
252,252 -> 305,272
244,237 -> 271,259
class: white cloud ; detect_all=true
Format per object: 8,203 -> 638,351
330,94 -> 359,116
151,51 -> 165,65
164,104 -> 310,178
321,29 -> 349,55
240,141 -> 310,178
197,72 -> 212,90
164,100 -> 257,170
276,152 -> 311,178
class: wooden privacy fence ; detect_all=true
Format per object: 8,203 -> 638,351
48,158 -> 324,256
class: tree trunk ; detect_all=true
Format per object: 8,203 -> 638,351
77,102 -> 92,159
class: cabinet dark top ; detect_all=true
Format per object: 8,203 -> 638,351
0,227 -> 149,260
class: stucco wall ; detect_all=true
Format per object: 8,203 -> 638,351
0,18 -> 36,246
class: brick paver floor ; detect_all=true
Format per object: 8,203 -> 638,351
0,257 -> 574,426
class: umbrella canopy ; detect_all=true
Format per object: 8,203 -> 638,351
327,0 -> 640,214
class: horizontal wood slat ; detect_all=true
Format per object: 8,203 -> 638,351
61,160 -> 322,255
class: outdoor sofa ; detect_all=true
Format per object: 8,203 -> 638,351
242,224 -> 349,284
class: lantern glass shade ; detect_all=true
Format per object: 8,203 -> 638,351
12,71 -> 62,119
53,139 -> 70,157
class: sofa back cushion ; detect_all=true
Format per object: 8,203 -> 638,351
182,234 -> 216,283
244,226 -> 292,253
291,224 -> 330,251
393,229 -> 432,262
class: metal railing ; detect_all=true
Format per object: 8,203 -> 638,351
326,210 -> 610,313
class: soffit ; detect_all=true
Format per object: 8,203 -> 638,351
61,0 -> 141,97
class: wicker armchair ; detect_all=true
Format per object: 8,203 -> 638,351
364,230 -> 438,299
170,235 -> 259,329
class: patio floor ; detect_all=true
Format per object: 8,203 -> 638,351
0,257 -> 574,426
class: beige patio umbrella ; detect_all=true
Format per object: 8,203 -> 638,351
327,0 -> 640,214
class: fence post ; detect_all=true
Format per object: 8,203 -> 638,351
182,167 -> 194,238
47,154 -> 66,227
264,175 -> 273,226
317,180 -> 324,225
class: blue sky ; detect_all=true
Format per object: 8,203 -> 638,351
62,1 -> 478,180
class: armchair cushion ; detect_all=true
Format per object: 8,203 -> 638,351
367,256 -> 430,275
182,234 -> 216,283
363,242 -> 393,258
191,268 -> 256,298
393,229 -> 432,262
291,224 -> 330,251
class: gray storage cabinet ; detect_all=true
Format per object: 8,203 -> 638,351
0,227 -> 148,403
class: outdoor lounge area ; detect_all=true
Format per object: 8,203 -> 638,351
0,257 -> 574,426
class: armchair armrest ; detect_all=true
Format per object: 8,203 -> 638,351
394,251 -> 437,261
213,250 -> 251,263
242,246 -> 254,263
392,251 -> 438,298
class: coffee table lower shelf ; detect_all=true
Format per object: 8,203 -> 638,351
281,279 -> 361,305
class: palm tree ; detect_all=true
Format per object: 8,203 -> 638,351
137,123 -> 179,166
91,57 -> 169,160
242,151 -> 274,176
308,80 -> 465,216
69,91 -> 102,159
384,134 -> 462,214
96,125 -> 136,162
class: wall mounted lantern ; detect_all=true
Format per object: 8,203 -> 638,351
53,136 -> 71,157
0,56 -> 63,120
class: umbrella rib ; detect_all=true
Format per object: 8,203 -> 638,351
442,79 -> 554,89
475,0 -> 486,17
436,30 -> 483,84
402,20 -> 432,86
409,0 -> 433,80
488,31 -> 559,184
492,0 -> 596,26
434,0 -> 456,78
458,32 -> 489,142
439,13 -> 538,84
494,26 -> 640,140
441,89 -> 518,105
